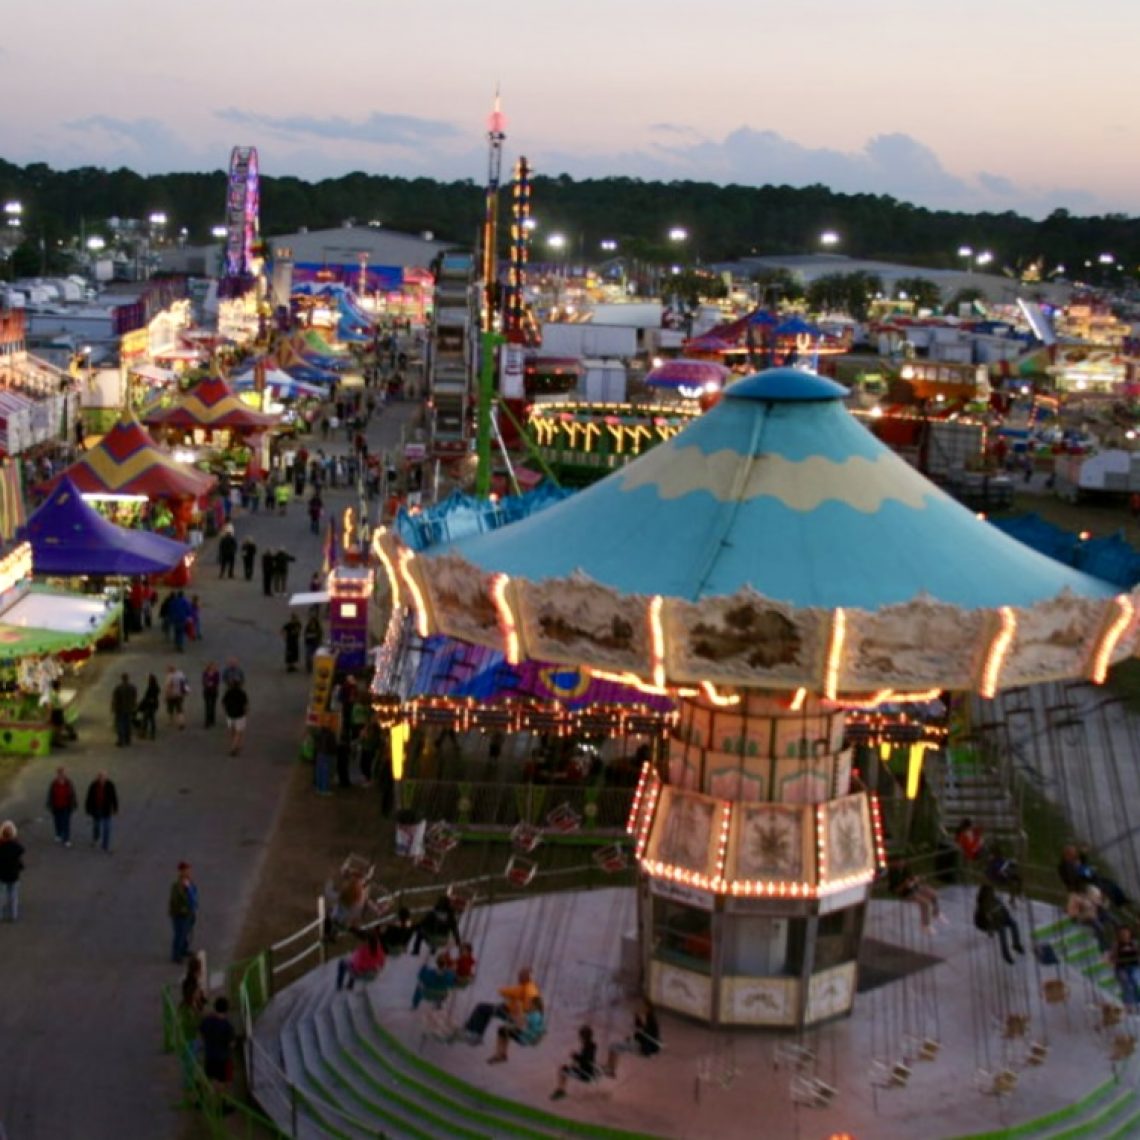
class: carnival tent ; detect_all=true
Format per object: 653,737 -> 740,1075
230,367 -> 324,401
142,375 -> 280,431
55,413 -> 215,500
645,359 -> 730,389
23,476 -> 190,576
0,585 -> 120,655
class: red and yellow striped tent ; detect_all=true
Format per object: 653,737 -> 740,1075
57,413 -> 215,500
142,375 -> 280,432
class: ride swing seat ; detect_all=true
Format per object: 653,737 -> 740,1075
592,844 -> 628,874
415,844 -> 448,875
976,1067 -> 1019,1096
1110,1033 -> 1137,1062
446,883 -> 474,915
425,821 -> 461,853
1097,1002 -> 1125,1030
1043,978 -> 1069,1004
870,1059 -> 911,1090
505,854 -> 538,887
1026,1041 -> 1050,1066
339,853 -> 375,883
545,802 -> 582,834
1001,1012 -> 1030,1040
511,822 -> 542,854
774,1042 -> 816,1072
790,1074 -> 838,1108
903,1033 -> 941,1062
368,884 -> 395,919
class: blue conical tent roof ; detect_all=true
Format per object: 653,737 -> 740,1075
24,476 -> 190,576
439,368 -> 1113,610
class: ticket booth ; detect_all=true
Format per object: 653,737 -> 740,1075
328,566 -> 374,671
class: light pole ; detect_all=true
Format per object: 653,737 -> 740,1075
819,230 -> 840,249
4,201 -> 22,230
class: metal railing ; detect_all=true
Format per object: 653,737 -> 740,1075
399,778 -> 636,833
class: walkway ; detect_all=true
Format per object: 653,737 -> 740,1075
0,393 -> 419,1140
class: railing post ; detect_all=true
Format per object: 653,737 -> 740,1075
290,1084 -> 299,1138
317,896 -> 326,967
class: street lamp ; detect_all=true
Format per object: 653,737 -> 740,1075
668,227 -> 688,244
211,225 -> 227,240
975,250 -> 993,268
546,233 -> 566,253
819,230 -> 840,248
599,239 -> 617,253
4,201 -> 22,229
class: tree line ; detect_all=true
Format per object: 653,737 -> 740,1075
1,157 -> 1137,284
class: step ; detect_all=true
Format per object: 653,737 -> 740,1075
278,1022 -> 363,1140
319,999 -> 496,1140
342,998 -> 565,1139
295,1014 -> 428,1140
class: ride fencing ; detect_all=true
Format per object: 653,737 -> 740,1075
399,778 -> 636,833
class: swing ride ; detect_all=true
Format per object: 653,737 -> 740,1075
357,365 -> 1140,1136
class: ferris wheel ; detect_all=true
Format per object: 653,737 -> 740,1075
223,145 -> 260,278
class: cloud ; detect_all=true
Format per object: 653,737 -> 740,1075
214,108 -> 461,147
532,126 -> 1106,218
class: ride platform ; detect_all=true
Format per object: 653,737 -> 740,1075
251,885 -> 1140,1140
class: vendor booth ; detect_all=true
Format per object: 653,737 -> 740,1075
0,543 -> 122,754
51,413 -> 216,540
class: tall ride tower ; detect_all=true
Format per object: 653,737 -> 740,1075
481,91 -> 507,334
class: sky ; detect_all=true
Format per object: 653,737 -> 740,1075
3,0 -> 1139,220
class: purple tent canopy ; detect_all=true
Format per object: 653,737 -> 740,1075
645,359 -> 730,389
23,476 -> 191,576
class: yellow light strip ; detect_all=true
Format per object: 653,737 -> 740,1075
589,668 -> 672,696
906,743 -> 932,800
626,761 -> 652,834
648,595 -> 666,689
1091,595 -> 1134,684
980,607 -> 1016,698
490,573 -> 520,664
699,681 -> 740,707
712,804 -> 732,882
342,506 -> 355,553
371,531 -> 401,608
823,687 -> 943,710
824,609 -> 846,700
789,687 -> 807,711
634,781 -> 661,859
397,548 -> 430,638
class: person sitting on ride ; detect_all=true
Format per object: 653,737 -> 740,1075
411,951 -> 457,1010
380,907 -> 415,956
984,843 -> 1023,896
887,855 -> 945,932
462,967 -> 541,1044
604,999 -> 661,1076
954,818 -> 986,863
324,870 -> 377,941
551,1025 -> 600,1100
336,928 -> 386,991
487,996 -> 545,1063
452,941 -> 477,987
1066,883 -> 1113,952
1058,844 -> 1127,908
411,895 -> 461,955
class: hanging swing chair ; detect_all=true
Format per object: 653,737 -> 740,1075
592,843 -> 628,874
510,821 -> 542,854
545,802 -> 582,833
505,853 -> 538,887
446,883 -> 474,915
425,821 -> 461,853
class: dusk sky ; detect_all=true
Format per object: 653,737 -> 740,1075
4,0 -> 1138,219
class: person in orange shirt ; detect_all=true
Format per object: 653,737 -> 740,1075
462,967 -> 540,1043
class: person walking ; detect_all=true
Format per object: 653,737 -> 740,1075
221,657 -> 245,692
308,493 -> 323,536
137,672 -> 160,740
169,861 -> 199,963
260,549 -> 274,597
303,607 -> 323,673
217,525 -> 237,579
221,681 -> 249,756
201,662 -> 221,727
110,672 -> 138,747
169,591 -> 191,653
164,664 -> 189,731
0,820 -> 24,921
282,613 -> 302,672
240,537 -> 257,581
84,771 -> 119,854
272,548 -> 296,596
46,767 -> 78,847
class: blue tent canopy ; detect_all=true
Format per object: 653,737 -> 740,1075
22,476 -> 190,577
